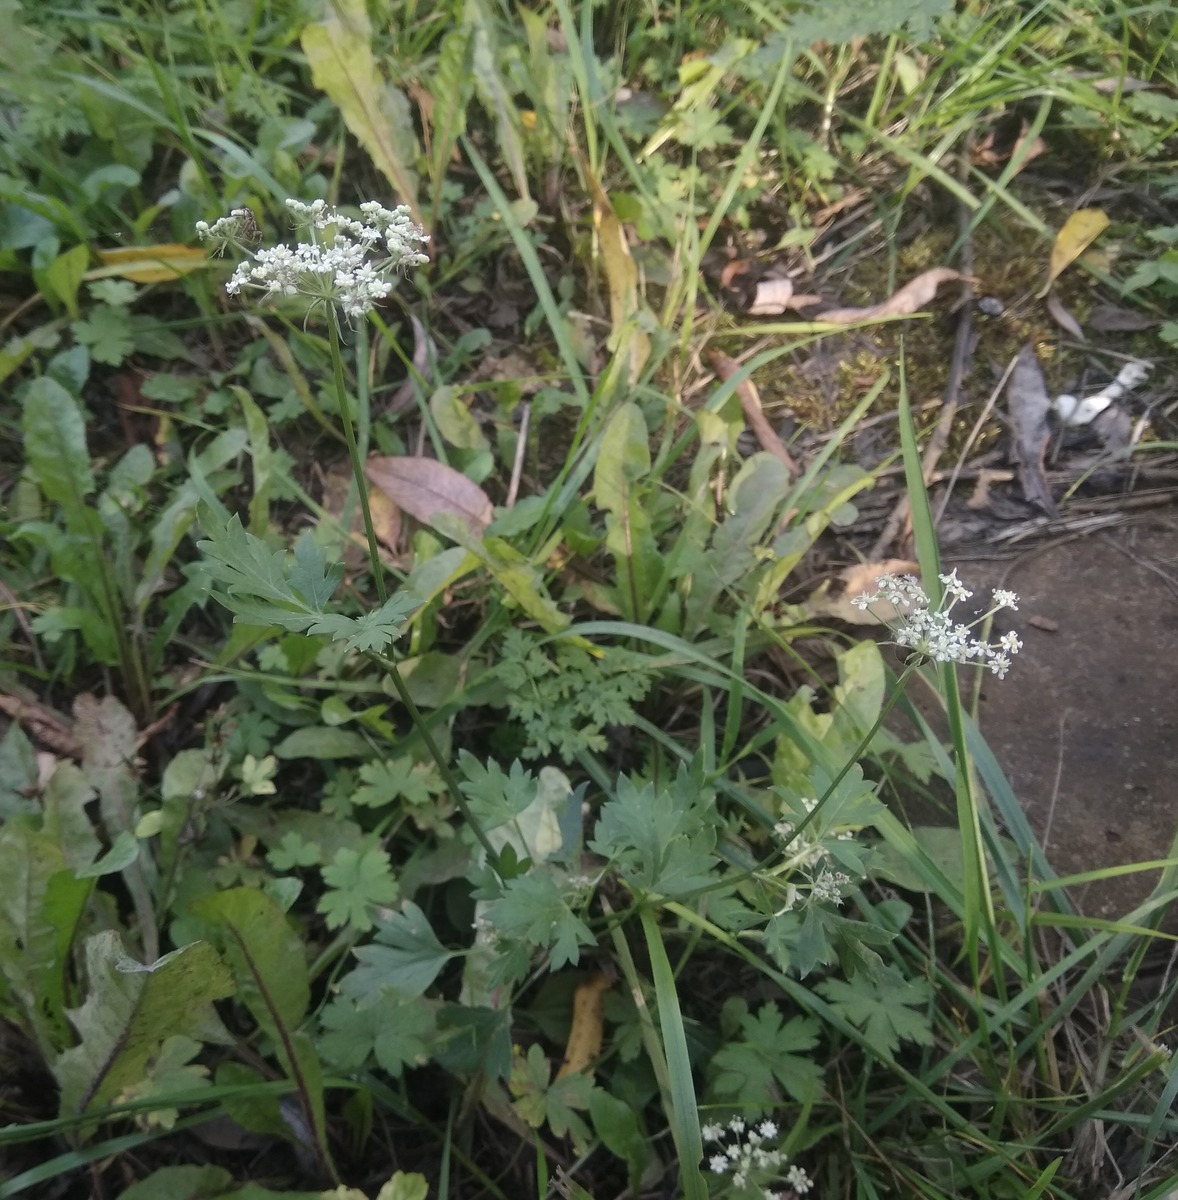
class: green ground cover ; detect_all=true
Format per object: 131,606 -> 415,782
2,1 -> 1178,1197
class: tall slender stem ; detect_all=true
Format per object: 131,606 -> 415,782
328,316 -> 386,604
326,314 -> 500,871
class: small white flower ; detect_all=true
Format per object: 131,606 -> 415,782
812,868 -> 850,905
709,1154 -> 729,1174
200,197 -> 429,321
702,1122 -> 724,1142
938,569 -> 972,603
787,1164 -> 813,1193
992,588 -> 1018,610
758,1119 -> 779,1139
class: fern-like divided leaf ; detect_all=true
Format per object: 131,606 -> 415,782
197,514 -> 418,653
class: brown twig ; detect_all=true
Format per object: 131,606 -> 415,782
705,349 -> 799,476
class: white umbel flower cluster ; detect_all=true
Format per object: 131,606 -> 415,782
196,199 -> 429,320
851,569 -> 1022,678
701,1117 -> 813,1196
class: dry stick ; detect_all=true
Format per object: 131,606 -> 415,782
933,354 -> 1020,526
705,349 -> 799,476
871,147 -> 977,559
505,400 -> 531,508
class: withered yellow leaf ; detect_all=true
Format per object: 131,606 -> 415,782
591,182 -> 650,384
1039,208 -> 1109,296
93,244 -> 208,283
555,972 -> 611,1080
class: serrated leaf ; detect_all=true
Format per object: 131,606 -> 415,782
707,999 -> 822,1106
590,767 -> 718,897
486,872 -> 594,968
320,988 -> 437,1076
54,933 -> 234,1115
200,514 -> 416,656
341,901 -> 458,997
317,846 -> 399,931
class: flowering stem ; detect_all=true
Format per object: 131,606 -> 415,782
326,315 -> 501,871
328,315 -> 386,605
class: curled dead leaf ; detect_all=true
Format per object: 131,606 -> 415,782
365,456 -> 493,535
388,315 -> 435,415
816,268 -> 965,325
322,463 -> 402,563
805,559 -> 920,626
747,277 -> 796,316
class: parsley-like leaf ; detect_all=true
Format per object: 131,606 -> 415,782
707,999 -> 822,1105
74,304 -> 133,366
340,901 -> 458,998
317,846 -> 399,932
197,515 -> 416,653
319,988 -> 437,1076
590,765 -> 719,897
816,969 -> 933,1061
486,872 -> 594,968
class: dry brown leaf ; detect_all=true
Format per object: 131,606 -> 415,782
967,468 -> 1014,510
747,277 -> 796,316
706,350 -> 798,476
1008,123 -> 1047,173
366,456 -> 493,535
816,268 -> 965,325
1045,291 -> 1085,340
1007,345 -> 1059,518
1039,208 -> 1109,297
720,258 -> 752,289
556,972 -> 612,1080
321,463 -> 402,564
806,559 -> 920,626
0,693 -> 81,759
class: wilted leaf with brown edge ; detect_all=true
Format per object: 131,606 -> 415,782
366,456 -> 493,535
816,268 -> 965,324
1038,208 -> 1109,297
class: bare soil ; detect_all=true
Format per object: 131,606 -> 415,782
957,516 -> 1178,920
